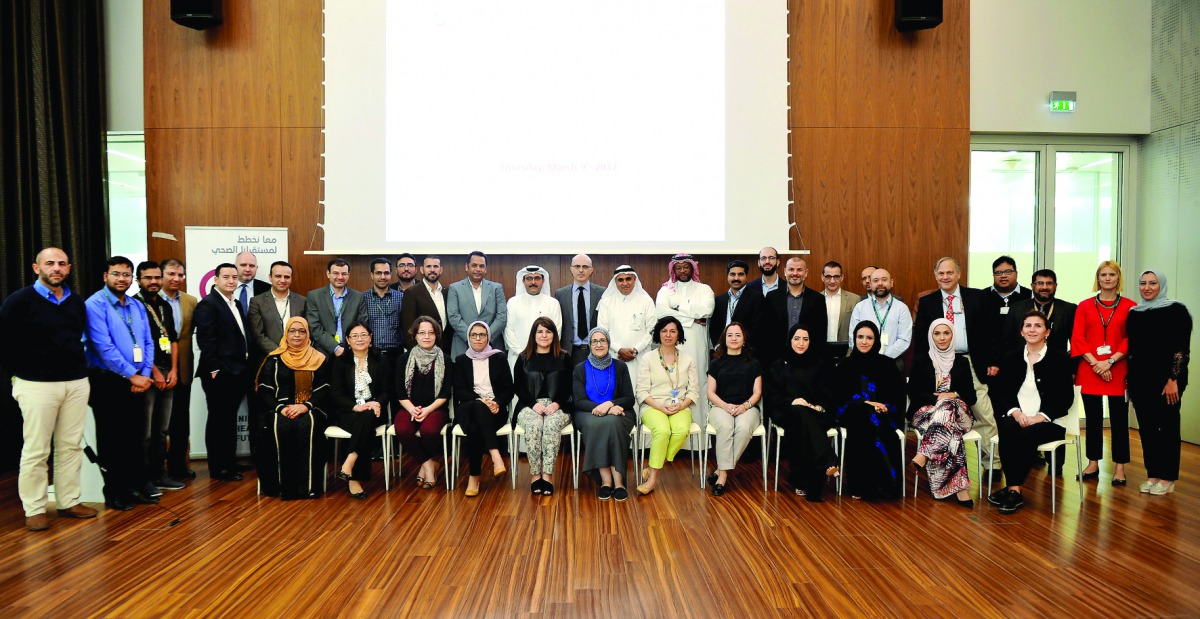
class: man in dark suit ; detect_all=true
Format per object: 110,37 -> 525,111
913,257 -> 1002,466
212,252 -> 271,307
709,259 -> 764,352
305,258 -> 369,359
742,246 -> 781,298
193,263 -> 252,481
247,261 -> 308,365
1003,269 -> 1076,357
760,256 -> 827,367
399,255 -> 451,354
987,255 -> 1032,335
555,253 -> 606,367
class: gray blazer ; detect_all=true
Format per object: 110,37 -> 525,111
304,285 -> 369,356
555,282 -> 606,346
446,278 -> 507,359
247,291 -> 307,358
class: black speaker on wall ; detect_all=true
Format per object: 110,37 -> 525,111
171,0 -> 223,31
894,0 -> 942,32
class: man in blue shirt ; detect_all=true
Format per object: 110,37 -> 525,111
85,256 -> 157,511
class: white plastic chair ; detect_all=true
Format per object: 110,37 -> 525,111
836,427 -> 907,497
386,422 -> 451,490
512,421 -> 579,489
773,425 -> 845,494
910,427 -> 982,501
324,423 -> 390,491
987,388 -> 1085,514
451,421 -> 514,489
702,422 -> 767,490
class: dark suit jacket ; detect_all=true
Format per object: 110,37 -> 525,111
742,276 -> 779,299
708,289 -> 764,350
989,347 -> 1075,421
305,285 -> 369,357
328,348 -> 392,414
555,282 -> 605,345
914,286 -> 1000,382
210,278 -> 270,297
167,292 -> 198,385
452,353 -> 514,411
760,286 -> 828,366
193,292 -> 251,378
400,280 -> 451,354
1003,297 -> 1077,358
247,291 -> 308,359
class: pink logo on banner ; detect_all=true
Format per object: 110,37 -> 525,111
198,270 -> 216,298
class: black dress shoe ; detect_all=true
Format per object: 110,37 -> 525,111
598,486 -> 613,500
706,472 -> 719,487
957,497 -> 975,508
105,498 -> 134,511
998,491 -> 1025,515
1112,477 -> 1128,486
336,471 -> 352,482
234,463 -> 255,472
711,483 -> 726,497
613,487 -> 629,502
211,470 -> 244,482
129,489 -> 160,504
1078,470 -> 1100,481
347,486 -> 368,500
987,487 -> 1012,506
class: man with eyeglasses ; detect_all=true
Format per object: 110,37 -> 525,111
556,254 -> 606,368
744,246 -> 781,297
159,258 -> 199,482
819,261 -> 858,361
389,253 -> 419,293
708,259 -> 763,351
1,248 -> 97,530
132,261 -> 183,494
363,258 -> 405,370
86,256 -> 158,510
988,255 -> 1032,317
306,258 -> 369,358
507,265 -> 563,369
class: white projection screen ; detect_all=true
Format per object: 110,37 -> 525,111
322,0 -> 788,255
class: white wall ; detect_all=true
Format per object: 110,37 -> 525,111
104,0 -> 144,132
971,0 -> 1151,134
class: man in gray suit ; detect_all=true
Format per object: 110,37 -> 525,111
305,258 -> 368,358
248,261 -> 308,364
446,251 -> 507,359
555,253 -> 606,367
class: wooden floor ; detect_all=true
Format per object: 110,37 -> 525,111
0,429 -> 1197,618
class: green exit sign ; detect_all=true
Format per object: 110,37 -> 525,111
1049,91 -> 1077,113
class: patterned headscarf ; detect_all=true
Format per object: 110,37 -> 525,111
662,253 -> 702,292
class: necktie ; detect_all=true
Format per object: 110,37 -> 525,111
239,284 -> 249,317
577,286 -> 588,342
945,294 -> 955,323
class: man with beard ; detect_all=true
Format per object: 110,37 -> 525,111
132,261 -> 183,493
399,255 -> 451,354
447,251 -> 507,359
1003,269 -> 1076,356
761,257 -> 826,367
847,268 -> 913,369
506,265 -> 563,369
744,246 -> 781,297
597,265 -> 657,382
656,253 -> 716,427
363,258 -> 405,369
390,253 -> 419,292
709,259 -> 763,351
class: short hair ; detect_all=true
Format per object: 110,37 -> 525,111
135,260 -> 161,278
726,259 -> 749,274
521,316 -> 562,360
1092,260 -> 1124,292
1031,268 -> 1057,284
370,258 -> 391,272
327,258 -> 349,271
407,315 -> 443,344
863,265 -> 880,271
934,257 -> 960,272
1021,308 -> 1048,328
823,261 -> 843,272
467,250 -> 487,264
992,255 -> 1017,271
160,258 -> 185,270
651,316 -> 687,345
344,320 -> 372,338
712,322 -> 753,360
214,262 -> 237,277
396,253 -> 416,265
269,261 -> 293,276
423,254 -> 442,265
105,255 -> 134,272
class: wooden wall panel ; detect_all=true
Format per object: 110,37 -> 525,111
281,128 -> 327,291
145,128 -> 213,260
143,1 -> 212,129
280,0 -> 325,127
208,0 -> 280,128
788,0 -> 836,128
210,128 -> 281,226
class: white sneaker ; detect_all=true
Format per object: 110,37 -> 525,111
1149,481 -> 1176,496
1139,481 -> 1156,493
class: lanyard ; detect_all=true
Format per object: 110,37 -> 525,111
370,290 -> 398,316
872,297 -> 893,330
727,290 -> 740,323
1095,295 -> 1121,344
1035,300 -> 1055,321
657,349 -> 680,397
104,289 -> 139,347
140,295 -> 168,334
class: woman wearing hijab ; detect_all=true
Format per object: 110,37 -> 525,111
328,321 -> 390,499
1127,269 -> 1192,496
514,316 -> 574,496
452,320 -> 514,497
834,321 -> 905,500
908,318 -> 976,507
705,322 -> 762,497
394,316 -> 451,490
255,316 -> 331,500
764,323 -> 838,501
573,326 -> 636,501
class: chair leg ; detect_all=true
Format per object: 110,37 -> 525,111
570,431 -> 578,490
510,433 -> 517,489
382,432 -> 390,492
975,440 -> 983,503
899,433 -> 906,498
1050,449 -> 1058,514
838,431 -> 846,496
774,431 -> 782,492
443,433 -> 452,491
1075,440 -> 1084,503
760,431 -> 767,492
988,446 -> 995,493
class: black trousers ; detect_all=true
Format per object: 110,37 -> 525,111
773,405 -> 835,498
458,399 -> 506,476
337,408 -> 382,481
997,415 -> 1065,487
89,370 -> 148,500
1082,393 -> 1129,463
167,380 -> 192,476
1132,389 -> 1182,480
201,371 -> 246,474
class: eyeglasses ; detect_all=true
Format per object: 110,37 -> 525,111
347,332 -> 370,340
822,274 -> 842,279
107,271 -> 133,279
589,339 -> 607,345
468,333 -> 489,339
287,328 -> 308,335
993,269 -> 1015,276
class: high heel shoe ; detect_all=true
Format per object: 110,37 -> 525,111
493,463 -> 507,477
642,467 -> 651,482
956,496 -> 974,508
465,485 -> 480,497
1077,470 -> 1099,481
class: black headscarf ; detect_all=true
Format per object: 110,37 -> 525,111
783,322 -> 823,369
835,321 -> 903,412
766,323 -> 829,412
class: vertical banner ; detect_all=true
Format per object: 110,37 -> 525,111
184,227 -> 289,457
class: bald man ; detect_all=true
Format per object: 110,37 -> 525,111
230,252 -> 270,316
760,257 -> 827,366
556,253 -> 606,367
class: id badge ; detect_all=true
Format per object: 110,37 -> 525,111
159,336 -> 171,353
132,346 -> 143,364
1096,345 -> 1112,356
1000,307 -> 1010,315
881,333 -> 890,346
334,333 -> 341,343
670,388 -> 680,405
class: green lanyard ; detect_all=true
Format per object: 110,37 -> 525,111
872,297 -> 893,332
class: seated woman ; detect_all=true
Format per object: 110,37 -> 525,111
764,323 -> 838,501
393,316 -> 451,490
635,316 -> 700,496
834,321 -> 905,500
514,317 -> 573,496
988,309 -> 1074,514
573,327 -> 636,501
908,318 -> 976,508
328,322 -> 390,500
704,322 -> 762,497
452,321 -> 514,497
255,316 -> 331,500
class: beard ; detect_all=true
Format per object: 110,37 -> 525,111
760,265 -> 777,277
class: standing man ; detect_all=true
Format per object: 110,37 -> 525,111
914,257 -> 1002,468
85,256 -> 158,508
132,261 -> 183,493
761,257 -> 827,367
306,258 -> 369,358
447,251 -> 507,360
248,260 -> 308,364
989,255 -> 1032,348
390,253 -> 419,292
507,265 -> 563,368
363,258 -> 405,369
847,268 -> 913,367
194,263 -> 252,481
860,266 -> 878,299
1004,269 -> 1076,356
0,248 -> 97,530
556,254 -> 605,368
399,255 -> 450,354
597,265 -> 658,382
160,258 -> 198,482
655,253 -> 716,427
743,246 -> 781,297
232,252 -> 270,315
819,260 -> 858,361
708,259 -> 763,351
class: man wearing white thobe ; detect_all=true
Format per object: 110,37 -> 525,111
597,265 -> 658,383
503,265 -> 563,370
